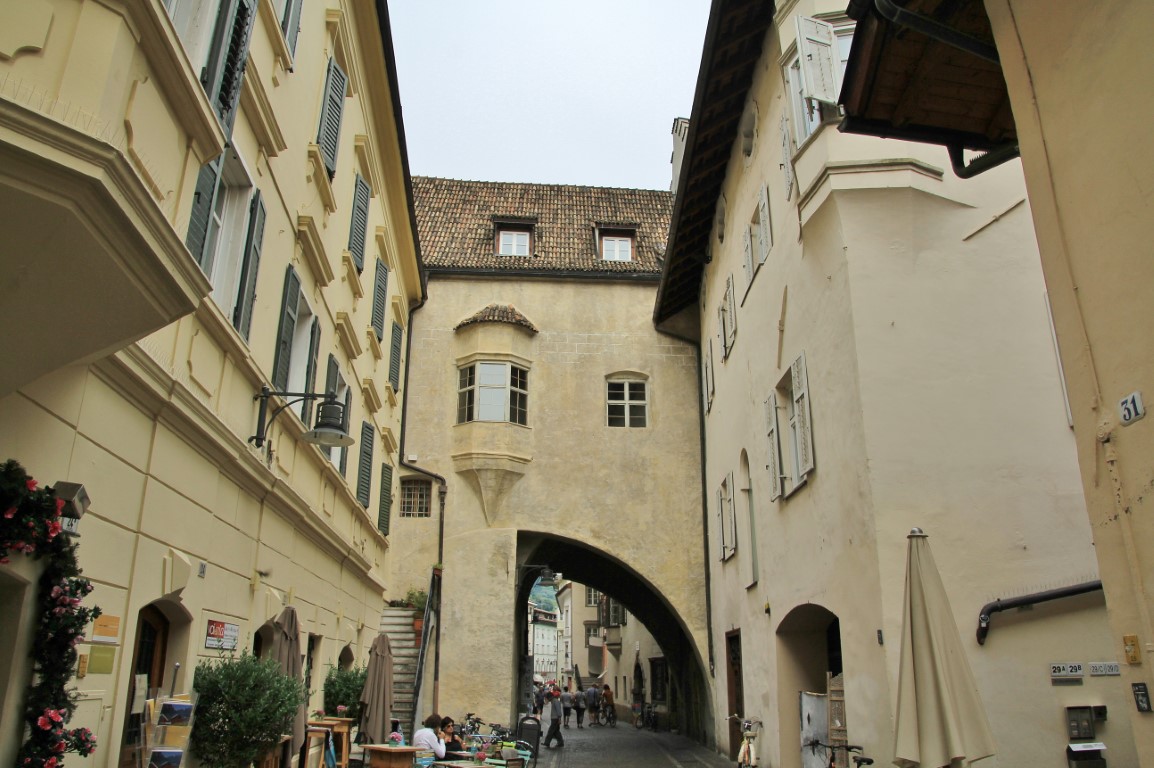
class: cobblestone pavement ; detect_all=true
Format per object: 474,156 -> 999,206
529,720 -> 734,768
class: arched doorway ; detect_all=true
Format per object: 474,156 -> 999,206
776,604 -> 843,768
118,605 -> 169,768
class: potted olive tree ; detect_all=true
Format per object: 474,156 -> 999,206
189,652 -> 305,768
406,588 -> 428,632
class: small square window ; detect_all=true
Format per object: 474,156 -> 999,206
498,229 -> 531,256
607,380 -> 647,428
601,234 -> 633,262
400,479 -> 432,517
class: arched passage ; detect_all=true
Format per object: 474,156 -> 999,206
509,533 -> 713,742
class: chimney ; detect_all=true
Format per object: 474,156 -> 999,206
669,117 -> 690,195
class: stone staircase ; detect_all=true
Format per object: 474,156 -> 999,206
379,607 -> 422,739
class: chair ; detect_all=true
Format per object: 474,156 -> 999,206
514,715 -> 541,767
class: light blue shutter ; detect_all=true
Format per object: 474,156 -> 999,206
765,392 -> 782,501
792,352 -> 815,477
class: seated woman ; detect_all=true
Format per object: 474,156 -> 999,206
411,713 -> 447,759
440,716 -> 465,754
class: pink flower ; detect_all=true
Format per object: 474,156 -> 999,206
53,739 -> 67,753
55,498 -> 64,515
45,757 -> 58,768
38,716 -> 52,730
47,520 -> 62,539
3,506 -> 15,518
26,479 -> 37,490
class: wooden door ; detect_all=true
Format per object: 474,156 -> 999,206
725,631 -> 744,760
119,605 -> 169,768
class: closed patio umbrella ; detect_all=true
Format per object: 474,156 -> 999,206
894,529 -> 995,768
359,632 -> 394,744
270,606 -> 306,765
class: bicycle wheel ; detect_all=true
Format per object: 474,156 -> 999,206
633,710 -> 643,729
608,709 -> 617,727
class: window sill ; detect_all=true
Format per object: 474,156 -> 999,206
307,143 -> 338,213
297,215 -> 334,286
366,329 -> 384,360
342,250 -> 365,298
361,378 -> 382,414
782,473 -> 809,500
335,311 -> 362,359
257,0 -> 295,73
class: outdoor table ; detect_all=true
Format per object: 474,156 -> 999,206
305,726 -> 332,768
363,744 -> 422,768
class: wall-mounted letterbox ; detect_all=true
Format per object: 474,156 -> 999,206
1066,742 -> 1106,768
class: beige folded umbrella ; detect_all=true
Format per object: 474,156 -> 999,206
270,605 -> 306,764
359,633 -> 394,744
893,529 -> 995,768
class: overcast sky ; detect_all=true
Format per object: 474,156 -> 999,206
388,1 -> 712,191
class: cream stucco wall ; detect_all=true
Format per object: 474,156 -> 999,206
396,275 -> 707,727
984,0 -> 1154,758
0,1 -> 420,766
694,2 -> 1138,766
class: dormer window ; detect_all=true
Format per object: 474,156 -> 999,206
494,217 -> 535,256
601,235 -> 632,262
598,226 -> 635,262
499,229 -> 530,256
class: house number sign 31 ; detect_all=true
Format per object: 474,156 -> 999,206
1119,391 -> 1145,426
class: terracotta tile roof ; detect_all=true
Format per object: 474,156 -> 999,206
412,177 -> 672,275
455,304 -> 539,334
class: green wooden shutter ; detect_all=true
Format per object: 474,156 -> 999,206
281,0 -> 303,57
317,58 -> 347,179
186,158 -> 221,271
271,265 -> 301,391
371,259 -> 388,341
348,175 -> 370,272
201,0 -> 255,135
356,422 -> 374,507
339,386 -> 352,476
325,354 -> 339,396
388,322 -> 403,391
378,463 -> 393,536
233,189 -> 266,339
300,318 -> 320,423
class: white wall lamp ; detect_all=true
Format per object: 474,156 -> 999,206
249,385 -> 355,449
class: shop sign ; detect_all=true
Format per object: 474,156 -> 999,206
205,619 -> 239,650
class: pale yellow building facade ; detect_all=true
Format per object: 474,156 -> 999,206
657,0 -> 1139,765
0,1 -> 421,766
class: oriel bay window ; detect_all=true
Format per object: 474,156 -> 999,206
457,362 -> 528,425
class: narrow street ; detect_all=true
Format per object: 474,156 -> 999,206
529,722 -> 733,768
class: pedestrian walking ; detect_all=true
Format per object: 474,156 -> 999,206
542,691 -> 565,748
585,683 -> 600,726
561,687 -> 573,727
533,683 -> 544,716
574,684 -> 587,728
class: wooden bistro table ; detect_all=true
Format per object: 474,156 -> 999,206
363,744 -> 422,768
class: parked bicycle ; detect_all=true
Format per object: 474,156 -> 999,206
804,738 -> 873,768
643,703 -> 658,731
728,715 -> 762,768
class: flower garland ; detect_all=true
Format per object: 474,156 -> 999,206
1,459 -> 102,768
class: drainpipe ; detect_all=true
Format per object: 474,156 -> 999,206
397,277 -> 449,712
976,580 -> 1102,645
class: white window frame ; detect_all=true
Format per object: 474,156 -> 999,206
606,378 -> 648,428
719,275 -> 737,358
601,234 -> 634,262
457,361 -> 529,425
499,229 -> 531,256
206,151 -> 254,316
703,338 -> 715,413
586,587 -> 601,607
